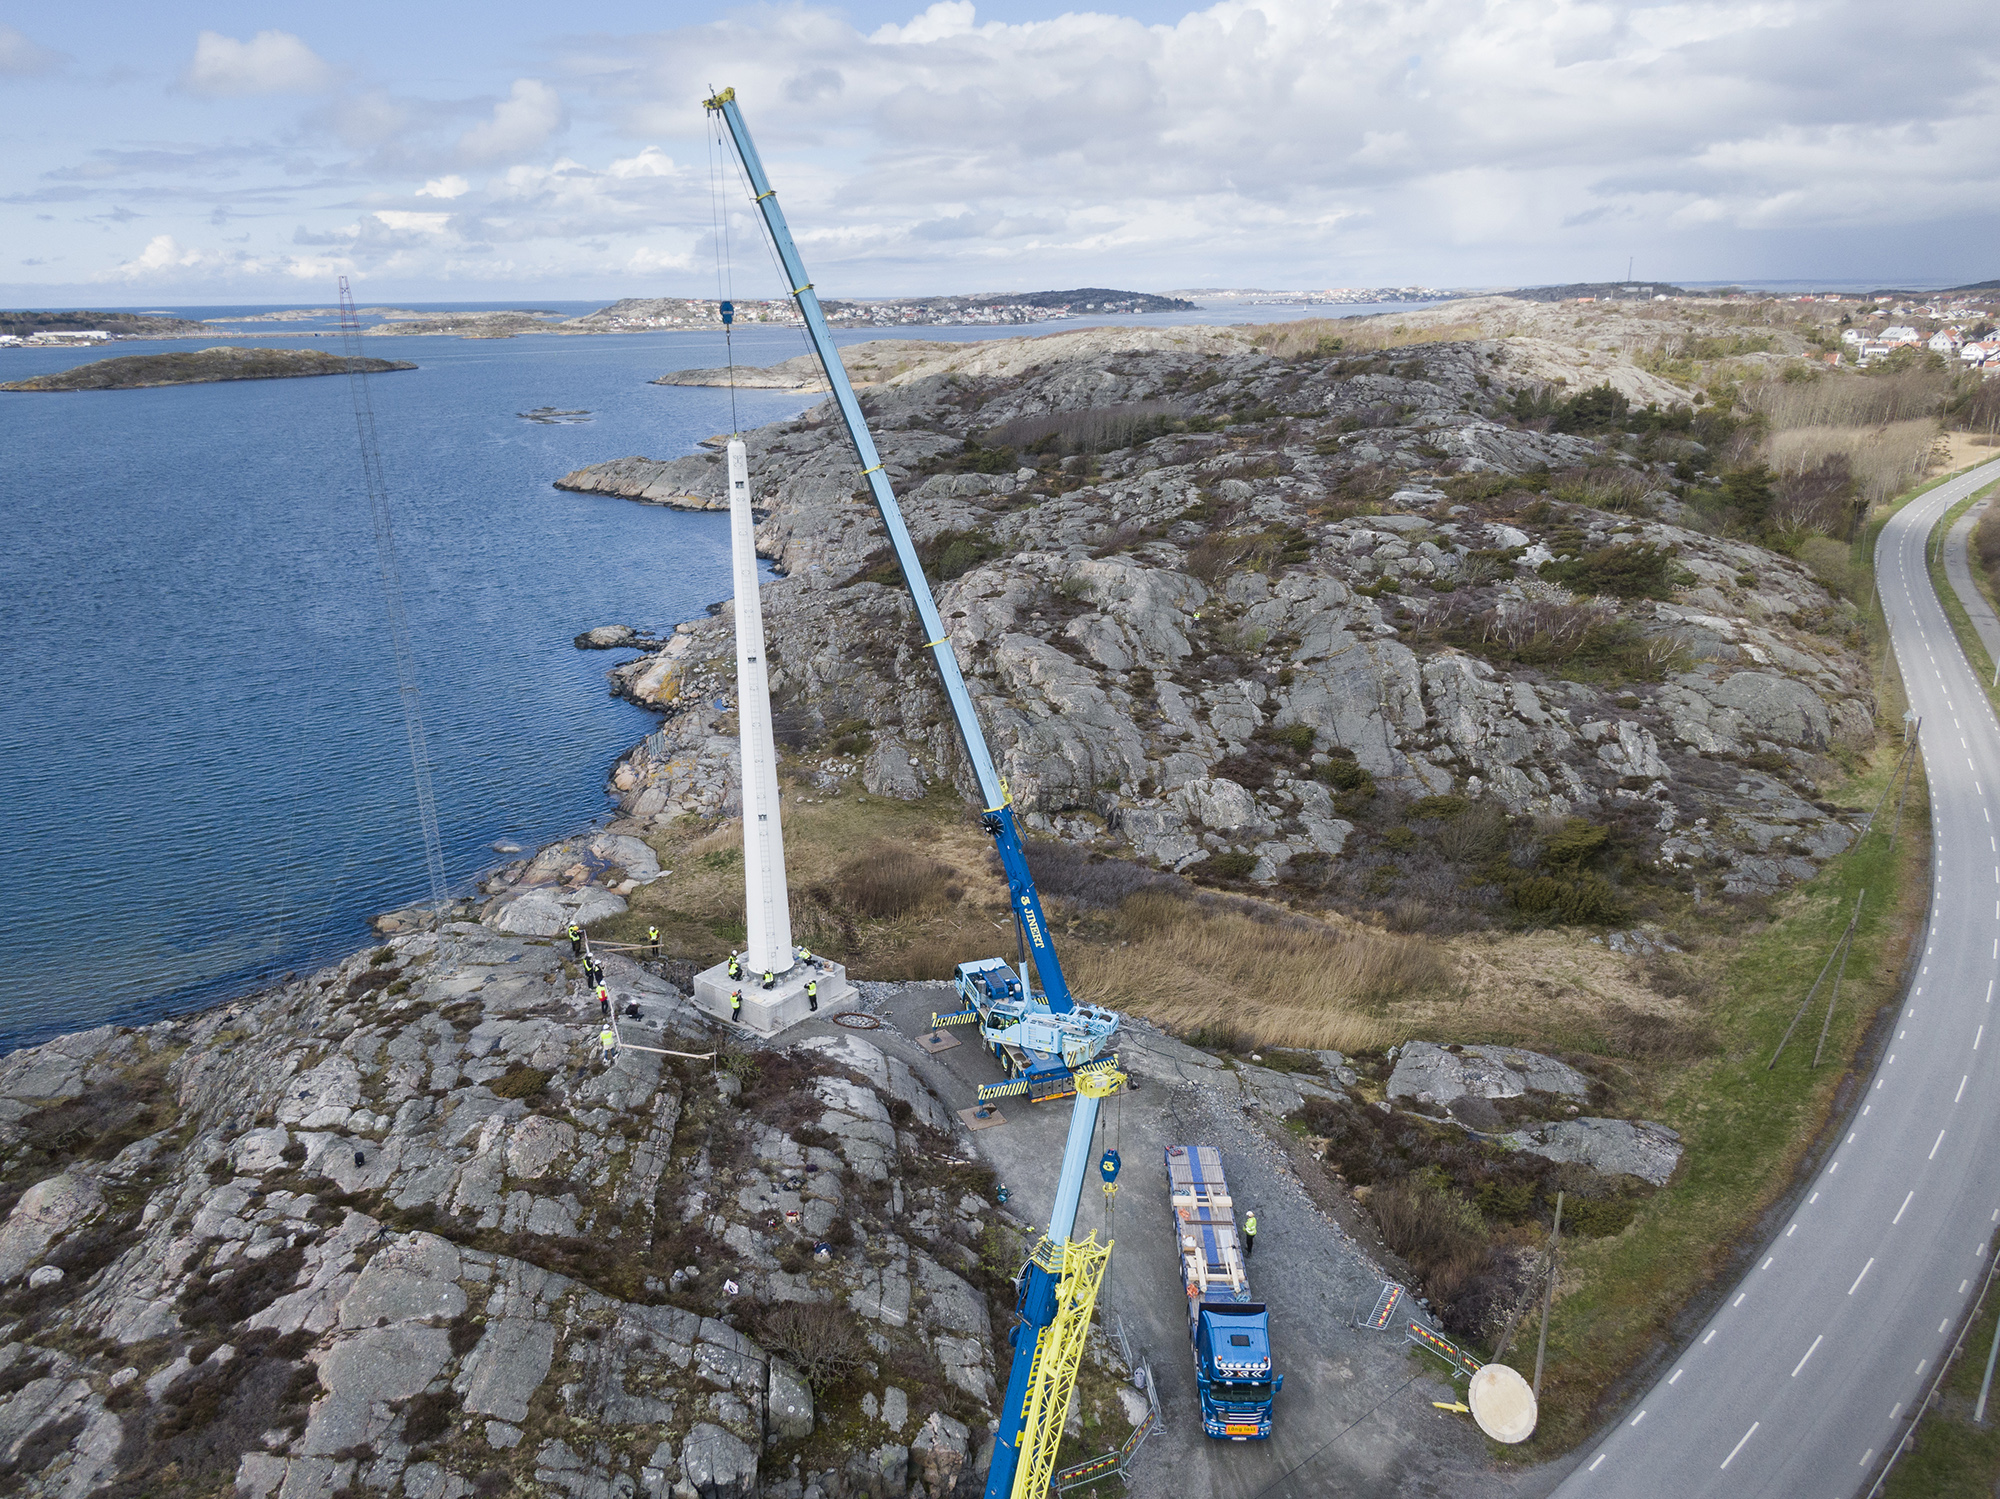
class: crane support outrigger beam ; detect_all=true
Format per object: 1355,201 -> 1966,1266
703,86 -> 1076,1015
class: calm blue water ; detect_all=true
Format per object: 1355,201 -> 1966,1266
0,299 -> 1405,1050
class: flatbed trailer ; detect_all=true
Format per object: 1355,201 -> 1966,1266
1166,1144 -> 1281,1438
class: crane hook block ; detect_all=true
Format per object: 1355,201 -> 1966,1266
1098,1148 -> 1121,1185
719,300 -> 734,326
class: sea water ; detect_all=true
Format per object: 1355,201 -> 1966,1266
0,299 -> 1418,1050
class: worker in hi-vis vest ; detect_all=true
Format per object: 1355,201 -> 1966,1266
648,925 -> 661,956
730,989 -> 742,1018
567,924 -> 584,957
727,954 -> 742,980
806,979 -> 818,1011
1243,1209 -> 1258,1257
599,1026 -> 617,1061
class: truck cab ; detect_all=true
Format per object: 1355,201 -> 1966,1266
1193,1303 -> 1280,1438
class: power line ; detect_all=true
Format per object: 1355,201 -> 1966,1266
335,278 -> 447,922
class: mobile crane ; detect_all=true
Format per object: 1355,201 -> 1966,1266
704,88 -> 1124,1499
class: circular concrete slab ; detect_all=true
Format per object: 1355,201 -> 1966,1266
1469,1363 -> 1538,1443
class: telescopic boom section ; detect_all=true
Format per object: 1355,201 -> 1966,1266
705,86 -> 1075,1014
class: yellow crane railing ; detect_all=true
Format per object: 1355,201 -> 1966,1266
1011,1231 -> 1113,1499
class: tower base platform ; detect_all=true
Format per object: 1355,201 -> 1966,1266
691,957 -> 858,1036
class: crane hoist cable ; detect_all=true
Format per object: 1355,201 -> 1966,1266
705,110 -> 741,435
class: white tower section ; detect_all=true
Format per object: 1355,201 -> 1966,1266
729,439 -> 793,976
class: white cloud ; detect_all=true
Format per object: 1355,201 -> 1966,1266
0,25 -> 67,77
371,211 -> 453,236
553,0 -> 2000,287
417,175 -> 471,199
182,30 -> 334,98
606,146 -> 677,179
458,79 -> 566,164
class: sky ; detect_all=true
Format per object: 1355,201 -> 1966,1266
2,0 -> 1995,306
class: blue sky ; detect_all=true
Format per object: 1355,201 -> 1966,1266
3,1 -> 1995,305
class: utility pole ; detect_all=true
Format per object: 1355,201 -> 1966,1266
1534,1192 -> 1564,1399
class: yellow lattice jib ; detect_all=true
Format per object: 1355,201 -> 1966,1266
1010,1232 -> 1113,1499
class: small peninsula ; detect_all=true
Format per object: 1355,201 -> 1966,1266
0,346 -> 416,392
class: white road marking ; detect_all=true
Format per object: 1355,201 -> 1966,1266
1630,1409 -> 1646,1426
1720,1423 -> 1758,1470
1933,1131 -> 1949,1159
1850,1257 -> 1875,1294
1669,1368 -> 1682,1385
1589,1454 -> 1606,1472
1703,1329 -> 1716,1344
1810,1192 -> 1819,1204
1860,1448 -> 1875,1467
1896,1192 -> 1916,1224
1791,1335 -> 1823,1376
1958,1076 -> 1970,1102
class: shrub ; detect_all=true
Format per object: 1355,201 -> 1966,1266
758,1302 -> 865,1393
1200,851 -> 1258,881
836,844 -> 960,919
401,1389 -> 459,1447
489,1066 -> 550,1100
1508,872 -> 1626,924
1540,541 -> 1682,600
1313,757 -> 1375,796
177,1245 -> 306,1329
987,401 -> 1188,456
1019,841 -> 1187,909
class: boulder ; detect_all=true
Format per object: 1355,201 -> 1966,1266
767,1359 -> 814,1442
1499,1117 -> 1683,1185
0,1172 -> 103,1282
682,1422 -> 759,1499
1705,671 -> 1832,748
863,739 -> 925,801
1386,1042 -> 1590,1107
490,885 -> 627,936
910,1411 -> 972,1494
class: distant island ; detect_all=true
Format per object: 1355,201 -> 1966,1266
0,346 -> 416,392
572,287 -> 1195,333
0,308 -> 211,341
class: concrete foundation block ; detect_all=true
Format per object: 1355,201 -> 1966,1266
691,958 -> 857,1036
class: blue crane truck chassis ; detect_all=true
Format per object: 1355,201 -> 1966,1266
1166,1144 -> 1281,1438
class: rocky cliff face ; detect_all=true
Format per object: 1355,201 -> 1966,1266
0,931 -> 1000,1499
572,325 -> 1875,907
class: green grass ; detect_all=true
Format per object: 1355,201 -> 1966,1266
1883,1280 -> 2000,1497
1924,480 -> 2000,708
1509,771 -> 1930,1454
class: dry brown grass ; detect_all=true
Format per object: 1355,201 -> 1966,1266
1063,894 -> 1444,1051
1765,419 -> 1941,504
1244,315 -> 1487,359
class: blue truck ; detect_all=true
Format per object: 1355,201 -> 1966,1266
1165,1144 -> 1281,1438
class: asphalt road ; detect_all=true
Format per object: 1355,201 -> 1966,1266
1555,454 -> 2000,1499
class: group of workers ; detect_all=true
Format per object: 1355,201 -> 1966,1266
566,918 -> 836,1066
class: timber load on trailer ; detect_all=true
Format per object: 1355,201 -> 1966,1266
1166,1144 -> 1281,1439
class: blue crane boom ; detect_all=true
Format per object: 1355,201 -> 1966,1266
703,87 -> 1076,1015
703,87 -> 1123,1499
